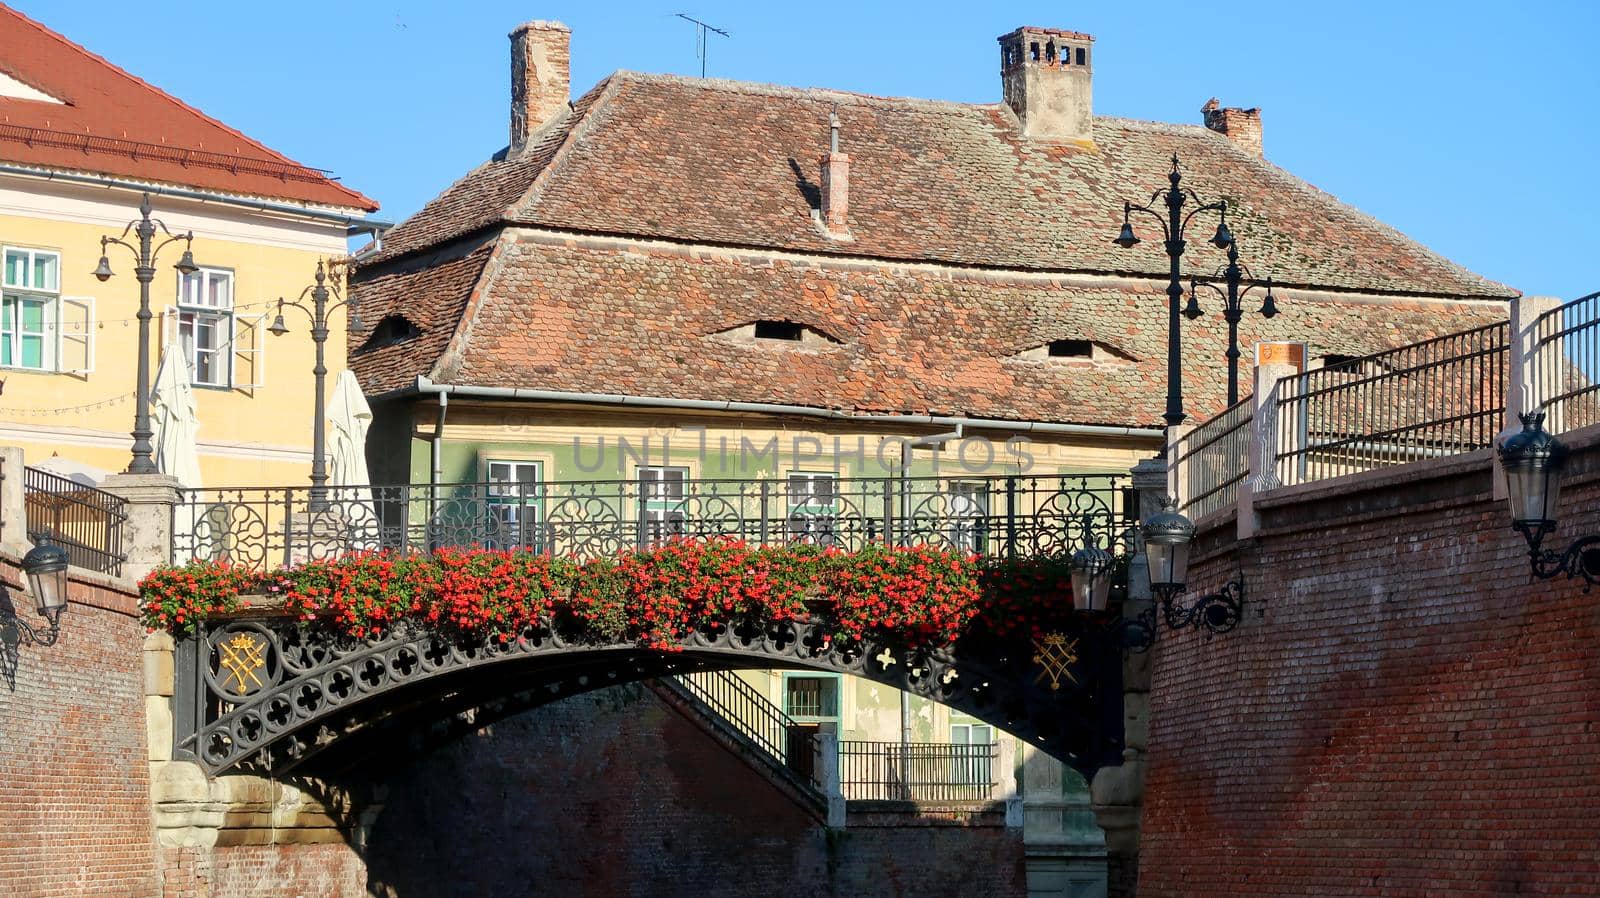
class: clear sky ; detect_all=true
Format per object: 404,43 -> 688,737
13,0 -> 1597,299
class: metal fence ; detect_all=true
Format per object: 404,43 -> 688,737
838,740 -> 998,802
672,670 -> 816,780
23,466 -> 127,576
1527,290 -> 1600,435
1269,320 -> 1510,487
172,473 -> 1134,569
1174,396 -> 1253,521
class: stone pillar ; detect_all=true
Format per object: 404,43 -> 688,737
0,445 -> 25,551
1238,358 -> 1299,539
99,472 -> 179,582
1500,296 -> 1564,500
813,722 -> 846,828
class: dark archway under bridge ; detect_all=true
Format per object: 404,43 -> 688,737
174,611 -> 1129,781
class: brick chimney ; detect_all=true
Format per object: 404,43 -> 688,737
998,27 -> 1094,144
818,107 -> 851,239
1202,98 -> 1263,157
510,20 -> 571,152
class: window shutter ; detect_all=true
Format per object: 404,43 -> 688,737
232,312 -> 266,389
58,296 -> 95,374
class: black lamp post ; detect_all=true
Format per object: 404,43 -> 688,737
1185,236 -> 1280,406
1498,410 -> 1600,588
268,260 -> 357,509
1113,153 -> 1234,428
95,194 -> 200,475
10,543 -> 69,646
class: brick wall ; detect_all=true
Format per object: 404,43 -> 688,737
159,844 -> 367,898
0,562 -> 159,897
365,682 -> 1028,898
1139,434 -> 1600,896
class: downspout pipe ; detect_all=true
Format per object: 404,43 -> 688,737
0,162 -> 393,236
431,392 -> 449,490
412,377 -> 1162,440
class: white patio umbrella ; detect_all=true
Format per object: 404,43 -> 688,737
150,344 -> 206,559
326,369 -> 378,546
150,344 -> 202,487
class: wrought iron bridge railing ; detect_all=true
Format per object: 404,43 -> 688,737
1528,290 -> 1600,436
838,739 -> 999,802
1267,320 -> 1510,488
171,474 -> 1135,569
22,465 -> 127,576
1174,395 -> 1253,521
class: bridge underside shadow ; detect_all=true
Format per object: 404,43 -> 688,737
177,615 -> 1127,782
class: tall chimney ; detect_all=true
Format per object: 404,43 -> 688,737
818,106 -> 851,239
1202,98 -> 1263,157
510,20 -> 571,152
998,27 -> 1094,144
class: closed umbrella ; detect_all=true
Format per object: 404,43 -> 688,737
327,369 -> 378,547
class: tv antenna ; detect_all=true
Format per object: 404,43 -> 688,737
675,13 -> 730,78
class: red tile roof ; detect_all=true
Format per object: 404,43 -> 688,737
374,72 -> 1509,299
0,4 -> 375,211
351,71 -> 1514,427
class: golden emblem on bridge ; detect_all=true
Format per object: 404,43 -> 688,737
217,632 -> 268,696
1032,632 -> 1079,691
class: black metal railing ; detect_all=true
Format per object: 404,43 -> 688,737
1270,320 -> 1510,487
1528,290 -> 1600,435
171,473 -> 1134,569
23,466 -> 127,576
838,740 -> 998,802
1174,395 -> 1253,521
671,670 -> 817,779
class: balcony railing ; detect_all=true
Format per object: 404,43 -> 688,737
172,474 -> 1134,569
837,740 -> 999,802
1269,320 -> 1510,487
1174,395 -> 1253,521
23,466 -> 127,576
1527,290 -> 1600,435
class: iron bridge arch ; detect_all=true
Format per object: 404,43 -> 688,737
174,612 -> 1127,782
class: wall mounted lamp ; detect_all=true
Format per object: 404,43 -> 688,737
10,544 -> 69,647
1499,410 -> 1599,588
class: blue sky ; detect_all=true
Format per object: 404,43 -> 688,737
15,1 -> 1597,298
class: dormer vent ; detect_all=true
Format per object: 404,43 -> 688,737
754,320 -> 804,342
998,27 -> 1095,144
1047,339 -> 1093,358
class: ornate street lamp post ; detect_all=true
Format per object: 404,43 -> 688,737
94,194 -> 200,474
268,260 -> 357,509
1185,236 -> 1280,406
1113,154 -> 1235,428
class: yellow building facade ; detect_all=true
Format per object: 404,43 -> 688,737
0,177 -> 369,486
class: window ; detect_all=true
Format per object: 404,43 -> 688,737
485,460 -> 542,548
753,320 -> 804,342
2,247 -> 59,371
1047,339 -> 1093,359
177,268 -> 234,386
950,723 -> 994,786
784,675 -> 839,720
786,472 -> 837,545
639,466 -> 690,544
947,481 -> 990,554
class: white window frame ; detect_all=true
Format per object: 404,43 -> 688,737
782,673 -> 841,722
2,246 -> 61,372
950,723 -> 995,786
175,267 -> 235,388
947,481 -> 990,554
484,459 -> 543,548
786,471 -> 838,545
637,466 -> 690,545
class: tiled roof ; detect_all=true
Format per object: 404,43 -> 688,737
348,236 -> 498,394
373,71 -> 1509,299
0,4 -> 375,211
356,234 -> 1507,427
